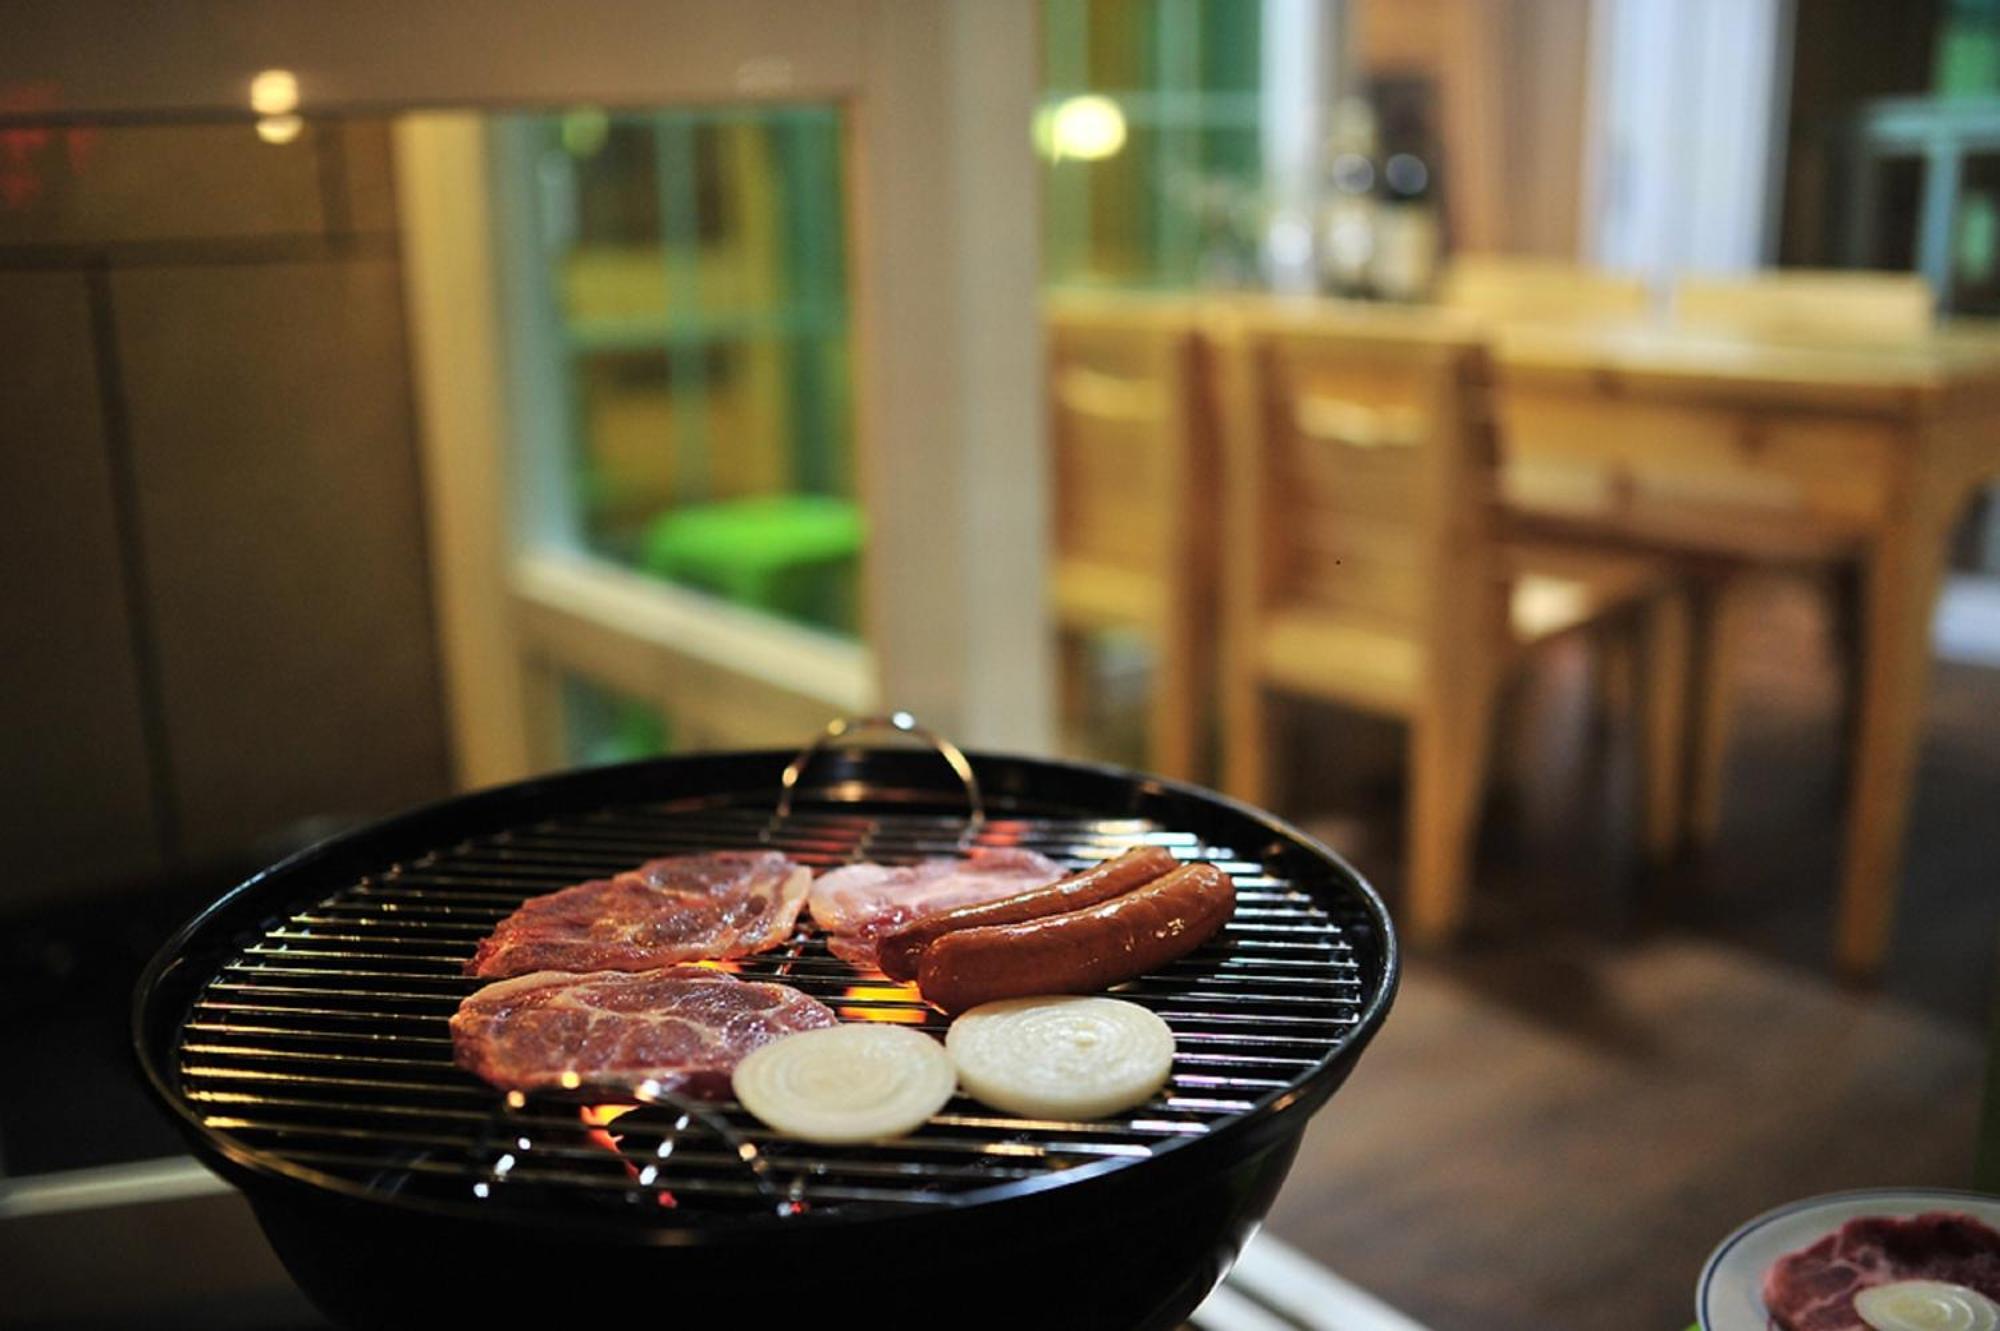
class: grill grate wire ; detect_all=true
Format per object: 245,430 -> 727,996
173,803 -> 1370,1218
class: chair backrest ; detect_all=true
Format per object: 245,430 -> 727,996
1218,303 -> 1503,668
1044,296 -> 1207,590
1440,254 -> 1653,325
1672,269 -> 1935,341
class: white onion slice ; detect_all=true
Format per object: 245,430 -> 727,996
945,995 -> 1175,1120
731,1024 -> 955,1144
1855,1281 -> 2000,1331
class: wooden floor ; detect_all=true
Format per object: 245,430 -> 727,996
1266,938 -> 1981,1331
1228,573 -> 1999,1331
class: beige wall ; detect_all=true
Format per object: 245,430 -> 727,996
0,273 -> 166,899
0,117 -> 448,909
3,0 -> 1056,763
1353,0 -> 1593,258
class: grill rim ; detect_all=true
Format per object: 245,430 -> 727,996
134,747 -> 1399,1242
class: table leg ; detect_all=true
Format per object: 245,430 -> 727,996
1687,575 -> 1745,849
1152,596 -> 1200,783
1641,590 -> 1692,864
1222,663 -> 1272,811
1406,674 -> 1497,947
1978,927 -> 2000,1192
1057,626 -> 1095,746
1835,440 -> 1960,979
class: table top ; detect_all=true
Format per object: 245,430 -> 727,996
1204,291 -> 2000,409
1490,318 -> 2000,407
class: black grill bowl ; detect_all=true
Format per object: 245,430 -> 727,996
135,749 -> 1397,1330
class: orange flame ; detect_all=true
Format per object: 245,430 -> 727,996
579,1103 -> 674,1207
836,982 -> 928,1024
580,1103 -> 637,1130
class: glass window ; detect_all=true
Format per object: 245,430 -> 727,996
1056,629 -> 1156,770
498,106 -> 861,637
1042,0 -> 1264,289
1954,153 -> 2000,313
561,674 -> 672,767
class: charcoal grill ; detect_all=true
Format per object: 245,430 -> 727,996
136,729 -> 1396,1330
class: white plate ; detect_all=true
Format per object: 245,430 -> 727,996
1698,1188 -> 2000,1331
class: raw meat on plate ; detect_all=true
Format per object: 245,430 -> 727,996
1763,1211 -> 2000,1331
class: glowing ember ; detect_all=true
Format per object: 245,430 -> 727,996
975,819 -> 1029,846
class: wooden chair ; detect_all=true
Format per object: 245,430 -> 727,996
1672,269 -> 1935,341
1441,255 -> 1654,325
1045,295 -> 1216,781
1215,303 -> 1686,945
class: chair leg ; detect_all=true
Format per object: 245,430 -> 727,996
1222,673 -> 1272,811
1404,687 -> 1496,947
1639,590 -> 1693,865
1687,576 -> 1744,847
1056,628 -> 1095,754
1151,611 -> 1200,784
1593,622 -> 1639,738
1828,560 -> 1866,788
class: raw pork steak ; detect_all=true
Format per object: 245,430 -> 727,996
1764,1211 -> 2000,1331
451,965 -> 838,1096
806,849 -> 1063,969
466,851 -> 809,979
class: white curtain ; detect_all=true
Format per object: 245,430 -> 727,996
1259,0 -> 1347,292
1583,0 -> 1792,283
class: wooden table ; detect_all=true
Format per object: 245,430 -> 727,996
1487,321 -> 2000,977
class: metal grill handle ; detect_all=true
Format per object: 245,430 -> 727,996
774,712 -> 985,833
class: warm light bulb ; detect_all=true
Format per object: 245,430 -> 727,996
256,115 -> 303,145
1044,95 -> 1127,163
249,69 -> 299,116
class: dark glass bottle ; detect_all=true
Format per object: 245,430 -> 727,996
1370,78 -> 1442,304
1318,97 -> 1380,298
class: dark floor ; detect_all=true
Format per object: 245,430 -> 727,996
0,824 -> 349,1176
1254,573 -> 1999,1331
0,874 -> 231,1174
1267,936 -> 1982,1331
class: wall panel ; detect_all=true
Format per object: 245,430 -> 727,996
0,272 -> 166,907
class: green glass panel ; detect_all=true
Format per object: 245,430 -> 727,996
561,675 -> 672,767
571,348 -> 672,558
559,120 -> 670,325
1938,0 -> 2000,95
1086,0 -> 1165,92
1198,0 -> 1261,94
507,104 -> 860,637
1041,0 -> 1263,290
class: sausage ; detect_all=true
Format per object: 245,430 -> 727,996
876,846 -> 1179,982
916,862 -> 1235,1014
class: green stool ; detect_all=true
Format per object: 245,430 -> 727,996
640,494 -> 863,635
